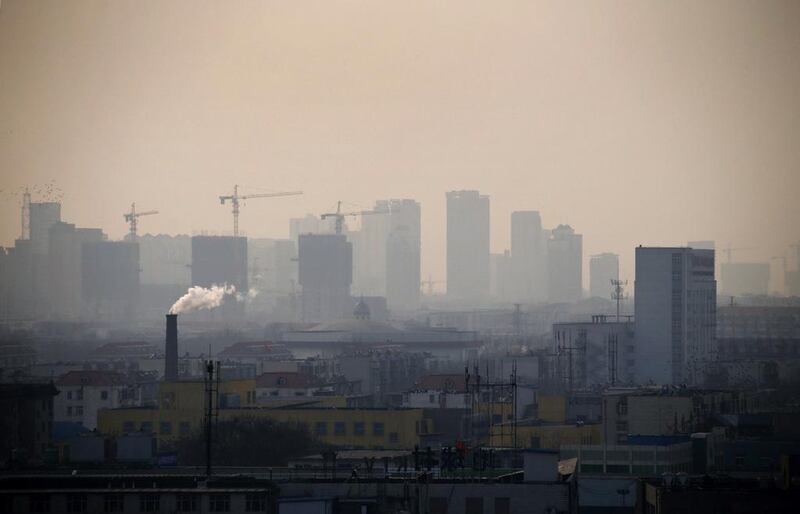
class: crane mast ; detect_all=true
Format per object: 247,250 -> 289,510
320,201 -> 388,235
123,202 -> 158,242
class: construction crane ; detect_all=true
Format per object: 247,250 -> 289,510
421,275 -> 444,296
320,201 -> 387,235
219,185 -> 302,238
123,202 -> 158,242
723,244 -> 755,264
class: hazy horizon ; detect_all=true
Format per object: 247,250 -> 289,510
2,0 -> 799,292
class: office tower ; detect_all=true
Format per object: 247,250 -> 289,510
48,222 -> 105,320
298,233 -> 352,323
29,202 -> 61,318
353,200 -> 391,296
81,241 -> 140,322
590,253 -> 620,299
720,262 -> 770,297
490,250 -> 513,301
510,211 -> 547,302
138,234 -> 192,319
634,246 -> 717,385
191,236 -> 248,321
446,190 -> 490,301
547,225 -> 583,303
385,199 -> 421,311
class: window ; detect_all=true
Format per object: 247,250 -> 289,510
67,494 -> 88,513
315,422 -> 327,435
429,394 -> 436,403
209,494 -> 231,512
123,421 -> 135,433
141,421 -> 153,433
76,389 -> 84,401
373,422 -> 384,436
67,391 -> 73,400
139,494 -> 160,513
494,498 -> 510,514
101,390 -> 109,400
354,422 -> 365,436
67,406 -> 73,416
334,422 -> 346,435
245,494 -> 267,512
465,497 -> 483,514
30,494 -> 51,513
176,494 -> 197,512
389,432 -> 399,444
75,406 -> 84,416
160,421 -> 172,435
180,421 -> 191,436
103,494 -> 124,513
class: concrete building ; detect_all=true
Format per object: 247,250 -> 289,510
510,211 -> 547,302
81,241 -> 140,323
29,202 -> 62,319
547,225 -> 582,303
490,250 -> 514,302
191,235 -> 248,322
634,246 -> 717,385
255,372 -> 323,401
0,382 -> 58,462
138,234 -> 191,320
720,262 -> 770,297
54,370 -> 134,430
47,222 -> 105,320
589,253 -> 619,300
446,190 -> 490,302
552,315 -> 635,388
298,233 -> 352,323
385,199 -> 421,311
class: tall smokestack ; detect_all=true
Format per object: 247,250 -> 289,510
165,314 -> 178,381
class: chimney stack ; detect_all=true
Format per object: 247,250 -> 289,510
165,314 -> 178,381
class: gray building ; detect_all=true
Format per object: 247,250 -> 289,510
81,241 -> 140,323
589,253 -> 619,300
298,233 -> 352,323
547,225 -> 582,303
190,236 -> 248,321
29,202 -> 61,319
385,199 -> 421,312
634,246 -> 717,385
446,190 -> 490,302
720,262 -> 770,297
510,211 -> 547,302
48,222 -> 105,320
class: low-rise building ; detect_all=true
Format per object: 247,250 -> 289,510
255,372 -> 324,401
54,370 -> 134,430
0,382 -> 58,462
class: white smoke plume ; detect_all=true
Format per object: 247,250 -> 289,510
169,284 -> 237,315
236,288 -> 259,302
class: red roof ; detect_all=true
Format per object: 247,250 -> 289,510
256,372 -> 322,389
56,370 -> 127,387
415,374 -> 467,393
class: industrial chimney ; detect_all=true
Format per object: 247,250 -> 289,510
165,314 -> 178,381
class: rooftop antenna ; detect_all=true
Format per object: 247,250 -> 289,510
611,279 -> 628,322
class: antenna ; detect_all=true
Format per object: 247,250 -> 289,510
611,279 -> 628,322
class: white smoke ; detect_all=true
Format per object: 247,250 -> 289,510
169,284 -> 237,315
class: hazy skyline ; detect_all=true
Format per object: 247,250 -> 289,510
1,0 -> 799,291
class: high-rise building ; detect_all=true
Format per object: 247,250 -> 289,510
446,190 -> 490,301
547,225 -> 582,303
298,233 -> 352,322
634,246 -> 717,385
510,211 -> 547,302
589,253 -> 619,300
48,222 -> 105,320
29,202 -> 61,318
81,241 -> 140,322
352,200 -> 391,296
190,236 -> 248,321
490,250 -> 513,302
385,199 -> 421,312
138,234 -> 192,320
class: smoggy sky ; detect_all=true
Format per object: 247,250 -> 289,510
1,0 -> 799,292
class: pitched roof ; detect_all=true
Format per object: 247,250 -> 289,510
56,370 -> 127,387
256,372 -> 322,389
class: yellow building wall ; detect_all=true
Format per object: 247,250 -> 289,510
489,423 -> 602,449
538,395 -> 567,423
98,405 -> 427,450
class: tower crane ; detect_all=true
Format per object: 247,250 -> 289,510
320,201 -> 388,235
123,202 -> 158,242
219,185 -> 302,238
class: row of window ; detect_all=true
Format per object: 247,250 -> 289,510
314,421 -> 396,440
25,493 -> 267,513
65,390 -> 112,400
